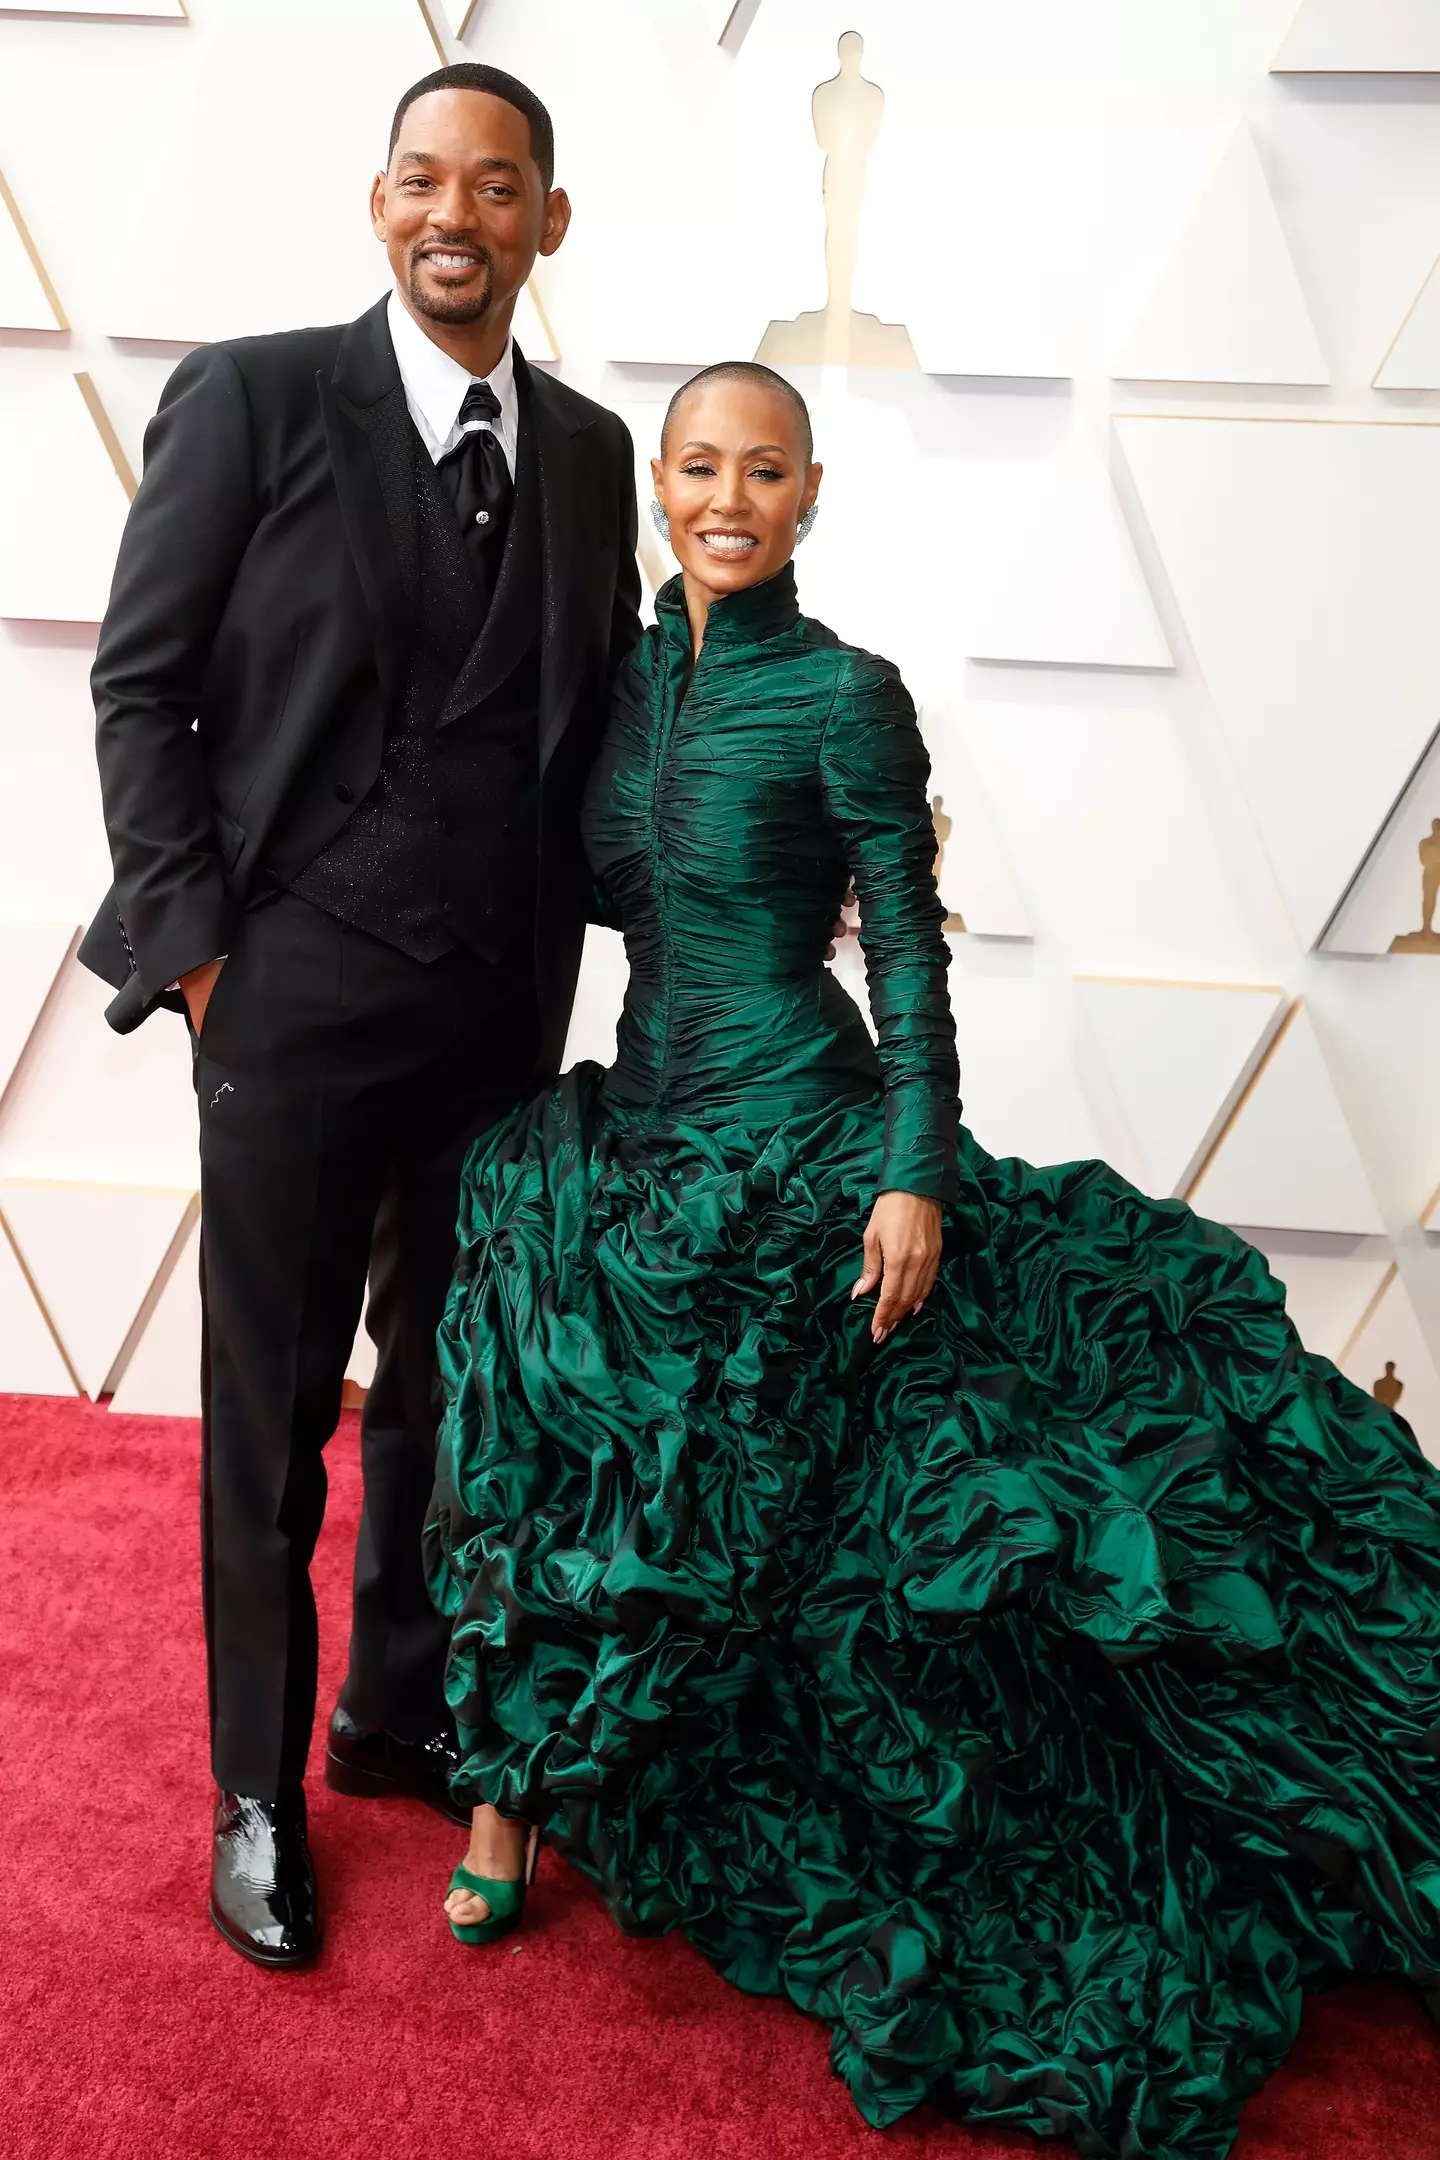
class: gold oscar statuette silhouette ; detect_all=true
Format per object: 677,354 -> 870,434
1373,1360 -> 1405,1412
1388,816 -> 1440,953
930,793 -> 966,934
756,31 -> 919,371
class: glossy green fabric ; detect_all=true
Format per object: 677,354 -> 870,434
427,568 -> 1440,2159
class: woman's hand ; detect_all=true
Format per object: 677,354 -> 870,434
852,1190 -> 942,1343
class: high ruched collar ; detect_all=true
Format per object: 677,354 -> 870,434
656,562 -> 801,653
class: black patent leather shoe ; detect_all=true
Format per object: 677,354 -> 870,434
324,1705 -> 470,1828
209,1789 -> 320,1969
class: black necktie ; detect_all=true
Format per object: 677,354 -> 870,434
436,380 -> 513,591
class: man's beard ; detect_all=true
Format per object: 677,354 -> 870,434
406,242 -> 496,325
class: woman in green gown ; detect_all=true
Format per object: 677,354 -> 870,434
425,362 -> 1440,2159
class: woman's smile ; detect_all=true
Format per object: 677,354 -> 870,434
695,529 -> 758,558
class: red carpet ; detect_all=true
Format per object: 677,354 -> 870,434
1,1393 -> 1436,2160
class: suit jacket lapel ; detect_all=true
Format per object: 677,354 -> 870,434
527,357 -> 591,778
318,296 -> 413,702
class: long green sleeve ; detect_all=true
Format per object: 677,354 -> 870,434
819,654 -> 960,1200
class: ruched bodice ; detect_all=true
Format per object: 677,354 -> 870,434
581,565 -> 959,1198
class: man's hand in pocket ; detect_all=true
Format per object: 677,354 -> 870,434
180,956 -> 226,1035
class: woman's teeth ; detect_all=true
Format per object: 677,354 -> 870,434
699,533 -> 757,555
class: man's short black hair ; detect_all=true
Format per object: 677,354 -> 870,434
662,361 -> 814,466
388,63 -> 555,192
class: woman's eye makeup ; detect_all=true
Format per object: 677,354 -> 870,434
677,461 -> 786,481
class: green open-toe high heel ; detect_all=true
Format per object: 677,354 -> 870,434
446,1828 -> 540,1948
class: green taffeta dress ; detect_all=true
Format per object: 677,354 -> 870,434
426,566 -> 1440,2158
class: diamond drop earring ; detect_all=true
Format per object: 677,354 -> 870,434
796,504 -> 819,544
650,499 -> 671,544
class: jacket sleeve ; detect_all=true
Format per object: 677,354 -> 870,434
818,654 -> 960,1201
586,417 -> 642,934
606,414 -> 643,684
90,343 -> 258,1002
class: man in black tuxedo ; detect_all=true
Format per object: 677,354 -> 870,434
80,63 -> 640,1967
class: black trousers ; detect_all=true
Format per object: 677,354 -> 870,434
193,891 -> 538,1799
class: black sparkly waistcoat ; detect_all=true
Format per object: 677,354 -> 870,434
292,381 -> 541,964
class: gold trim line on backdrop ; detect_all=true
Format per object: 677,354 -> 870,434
0,165 -> 68,331
100,1191 -> 199,1399
755,33 -> 918,372
417,0 -> 450,65
1181,996 -> 1299,1204
1372,248 -> 1440,386
1337,1260 -> 1397,1370
74,373 -> 138,501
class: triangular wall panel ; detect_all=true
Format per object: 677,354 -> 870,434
1339,1268 -> 1440,1466
108,1217 -> 201,1419
1374,251 -> 1440,388
105,0 -> 447,344
961,460 -> 1173,670
0,923 -> 77,1106
0,1 -> 183,13
1187,1005 -> 1386,1235
1323,726 -> 1440,954
1116,415 -> 1440,952
0,371 -> 131,622
0,1212 -> 76,1397
1077,980 -> 1287,1200
1273,1 -> 1440,74
1114,126 -> 1328,387
922,716 -> 1033,939
0,1183 -> 196,1399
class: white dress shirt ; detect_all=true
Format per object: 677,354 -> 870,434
386,289 -> 519,478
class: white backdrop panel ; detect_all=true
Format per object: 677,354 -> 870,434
0,1181 -> 194,1398
1189,1006 -> 1386,1235
108,1216 -> 201,1418
1375,252 -> 1440,389
0,922 -> 76,1105
0,1214 -> 76,1397
1077,980 -> 1287,1201
0,362 -> 129,622
1324,729 -> 1440,956
1113,125 -> 1329,387
0,962 -> 197,1188
1117,416 -> 1440,952
960,460 -> 1172,669
959,700 -> 1261,980
106,0 -> 442,343
1340,1269 -> 1440,1465
1273,0 -> 1440,73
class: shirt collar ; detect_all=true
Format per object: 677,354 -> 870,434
386,288 -> 514,446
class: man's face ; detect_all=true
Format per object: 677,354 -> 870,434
370,89 -> 569,328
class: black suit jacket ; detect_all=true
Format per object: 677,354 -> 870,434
80,295 -> 641,1072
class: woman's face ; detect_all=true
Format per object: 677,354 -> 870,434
651,379 -> 821,602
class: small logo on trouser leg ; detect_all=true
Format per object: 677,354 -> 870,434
209,1082 -> 235,1109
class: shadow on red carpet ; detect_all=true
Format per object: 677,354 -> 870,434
1,1393 -> 1435,2160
